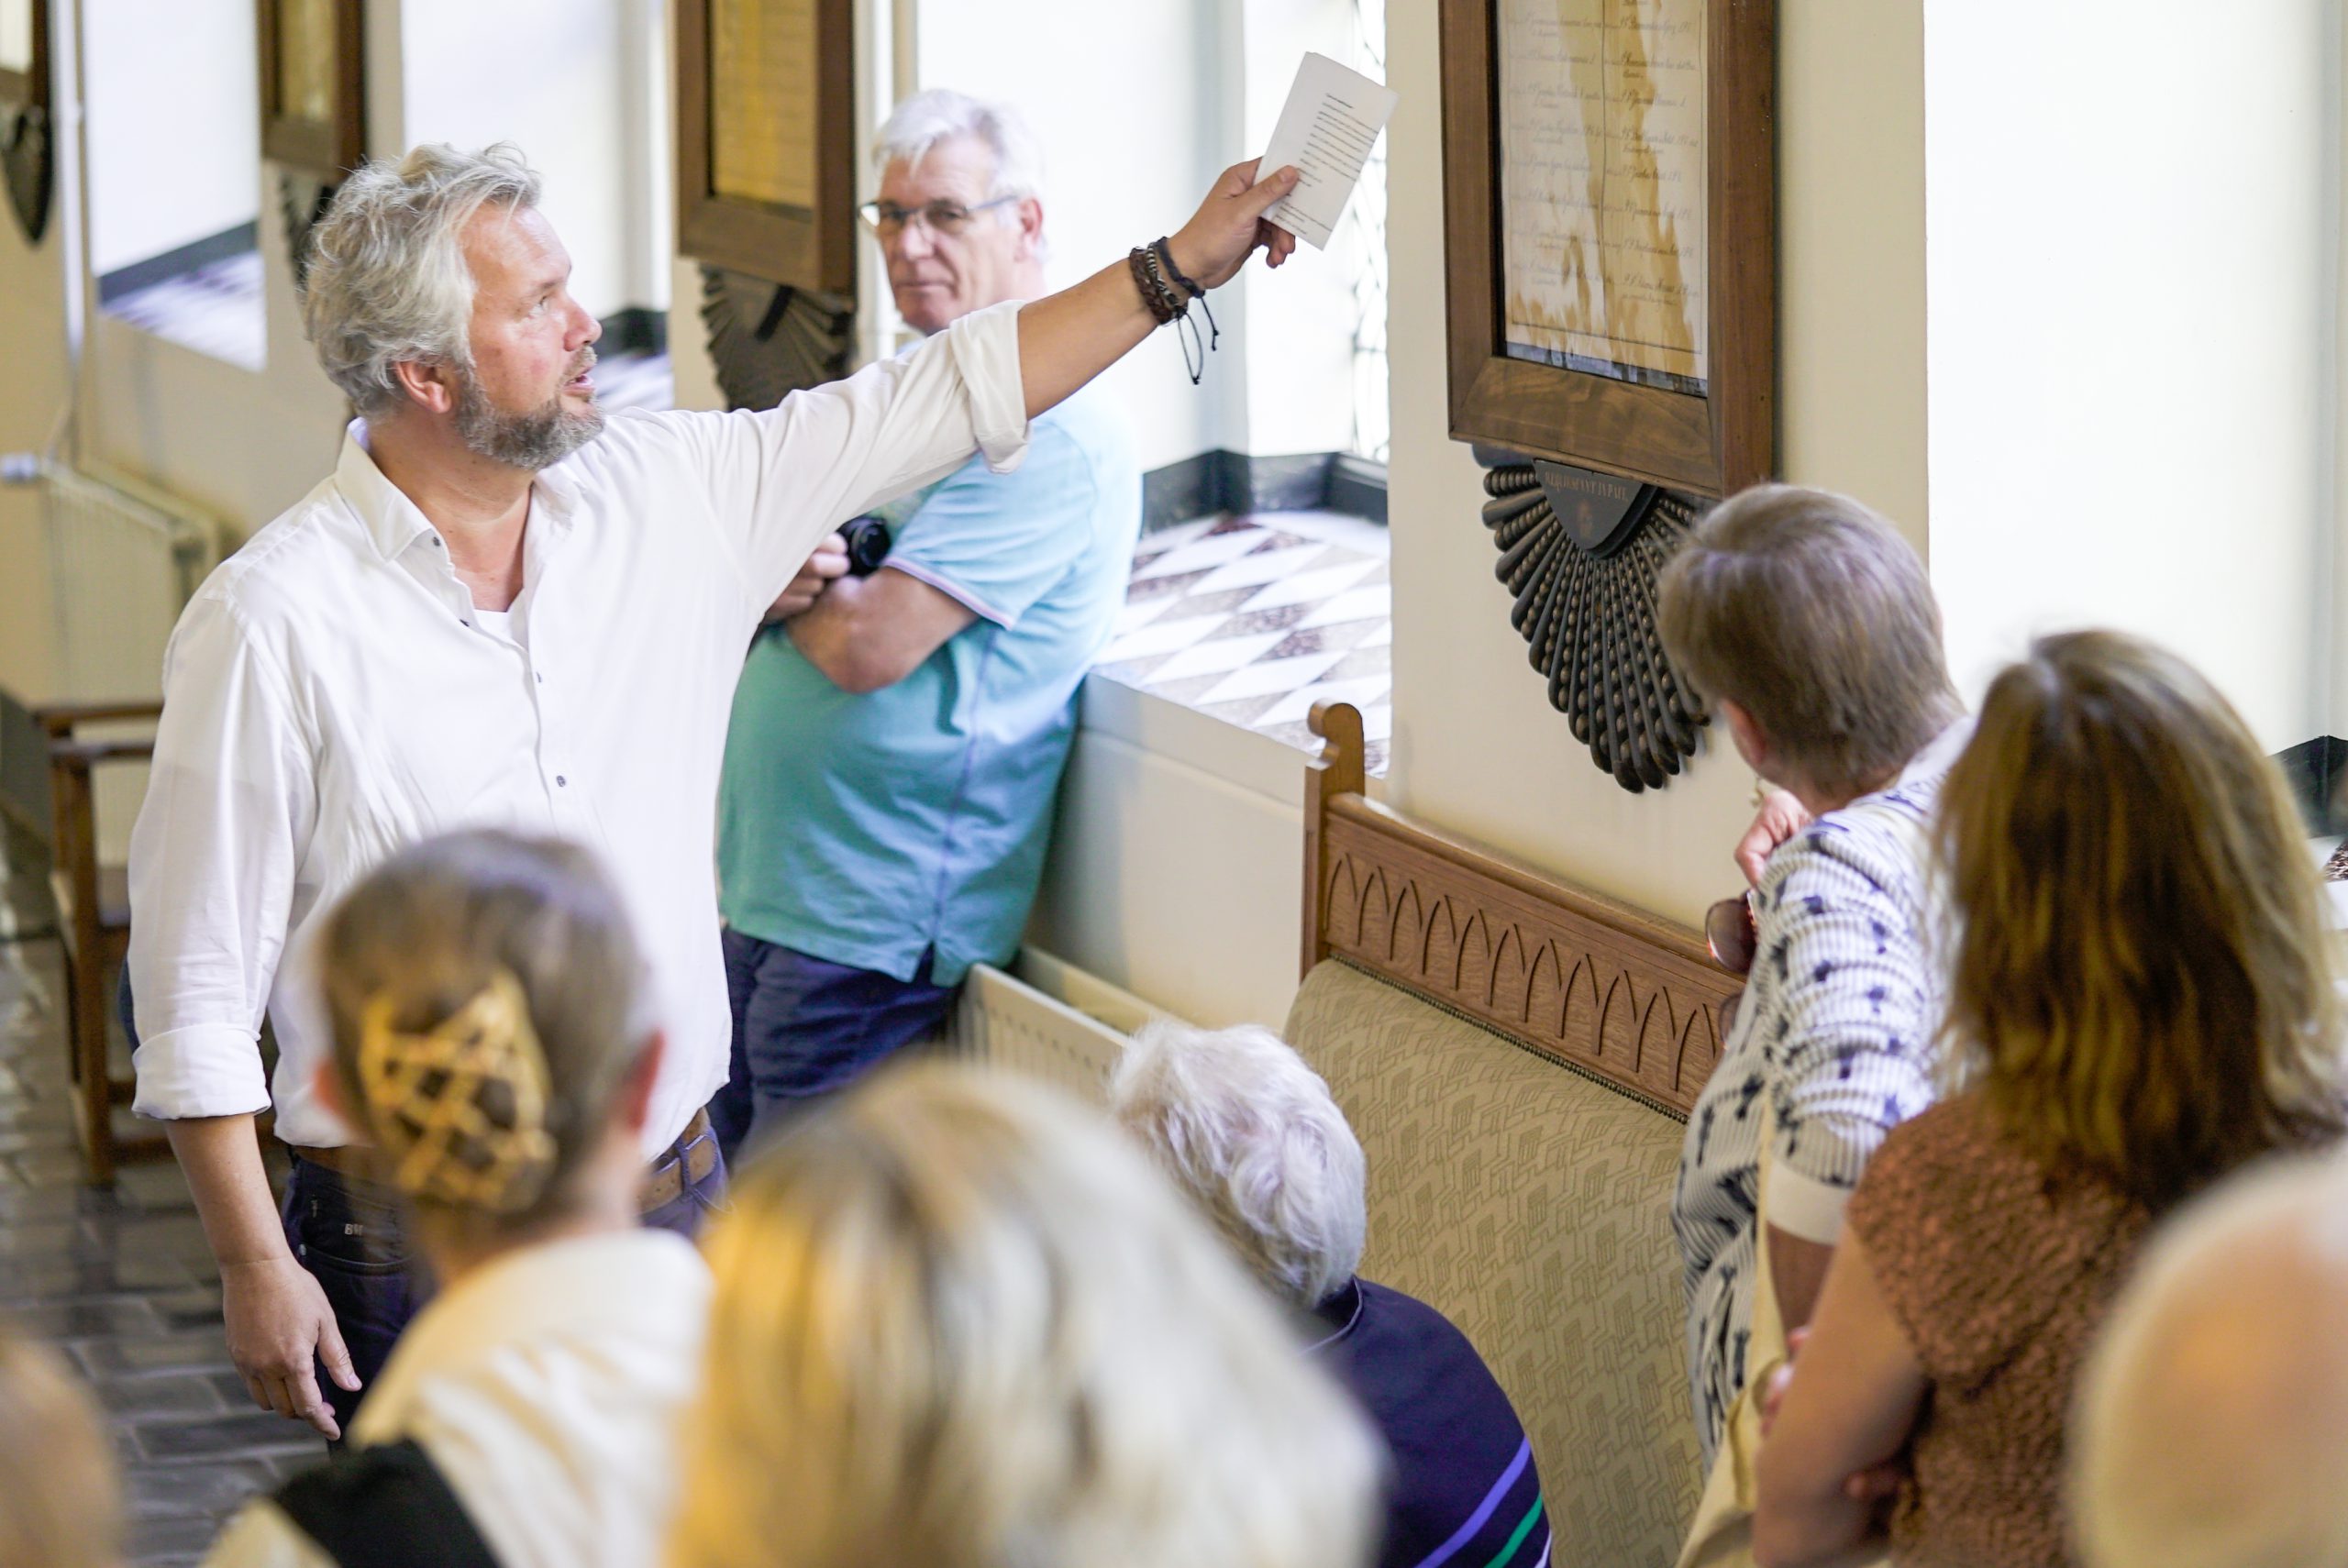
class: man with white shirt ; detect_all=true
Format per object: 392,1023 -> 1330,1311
128,140 -> 1296,1441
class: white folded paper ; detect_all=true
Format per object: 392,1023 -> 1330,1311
1257,52 -> 1400,250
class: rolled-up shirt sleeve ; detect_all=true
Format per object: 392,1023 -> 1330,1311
682,298 -> 1032,604
127,593 -> 315,1121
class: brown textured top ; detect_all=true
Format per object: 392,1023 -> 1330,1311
1847,1095 -> 2152,1568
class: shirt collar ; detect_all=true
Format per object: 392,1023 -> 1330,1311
1301,1275 -> 1366,1353
352,1229 -> 709,1440
335,418 -> 586,564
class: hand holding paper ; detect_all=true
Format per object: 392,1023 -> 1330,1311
1257,52 -> 1400,250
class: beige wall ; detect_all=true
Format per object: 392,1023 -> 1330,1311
1379,0 -> 1929,934
1925,0 -> 2332,755
0,201 -> 70,705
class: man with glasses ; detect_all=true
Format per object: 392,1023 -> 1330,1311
708,90 -> 1140,1154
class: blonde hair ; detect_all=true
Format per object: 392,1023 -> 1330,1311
1109,1020 -> 1367,1309
0,1326 -> 118,1568
318,831 -> 649,1241
1936,631 -> 2347,1212
1656,483 -> 1960,797
669,1063 -> 1381,1568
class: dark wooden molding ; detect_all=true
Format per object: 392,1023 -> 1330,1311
257,0 -> 367,180
2275,734 -> 2348,836
673,0 -> 857,293
1303,702 -> 1733,1115
1141,450 -> 1390,530
1440,0 -> 1777,499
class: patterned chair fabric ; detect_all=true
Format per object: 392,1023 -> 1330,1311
1285,960 -> 1701,1568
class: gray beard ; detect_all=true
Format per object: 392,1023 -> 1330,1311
452,362 -> 605,470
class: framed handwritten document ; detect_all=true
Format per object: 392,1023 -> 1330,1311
256,0 -> 364,179
1442,0 -> 1774,497
675,0 -> 856,293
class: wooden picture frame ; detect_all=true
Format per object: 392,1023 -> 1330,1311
1441,0 -> 1776,499
0,0 -> 47,118
257,0 -> 366,180
673,0 -> 857,293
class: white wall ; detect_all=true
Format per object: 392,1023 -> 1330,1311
81,0 -> 258,275
1924,0 -> 2331,754
1378,0 -> 1930,933
908,0 -> 1225,472
398,0 -> 656,321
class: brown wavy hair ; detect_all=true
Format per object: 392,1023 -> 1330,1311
1936,630 -> 2347,1212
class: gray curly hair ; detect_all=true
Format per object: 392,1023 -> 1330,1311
301,143 -> 544,416
1109,1020 -> 1368,1309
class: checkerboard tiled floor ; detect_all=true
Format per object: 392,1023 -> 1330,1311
1095,513 -> 1392,774
104,250 -> 266,372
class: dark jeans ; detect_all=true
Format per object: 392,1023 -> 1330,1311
282,1155 -> 424,1441
710,930 -> 958,1162
281,1115 -> 726,1436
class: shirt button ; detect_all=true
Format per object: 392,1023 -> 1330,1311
556,776 -> 568,787
536,673 -> 544,684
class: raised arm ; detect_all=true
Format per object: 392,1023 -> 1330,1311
1014,159 -> 1297,419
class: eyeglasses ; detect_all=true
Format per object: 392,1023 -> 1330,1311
857,194 -> 1019,239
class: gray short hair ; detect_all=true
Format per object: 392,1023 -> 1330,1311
873,88 -> 1045,203
302,143 -> 544,416
2074,1154 -> 2348,1568
1109,1021 -> 1367,1309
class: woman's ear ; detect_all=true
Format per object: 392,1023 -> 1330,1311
1718,698 -> 1776,782
313,1059 -> 347,1121
616,1031 -> 667,1137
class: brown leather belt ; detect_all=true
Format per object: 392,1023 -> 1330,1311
637,1107 -> 719,1213
290,1106 -> 719,1215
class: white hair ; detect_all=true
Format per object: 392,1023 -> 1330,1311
302,143 -> 543,416
2073,1154 -> 2348,1568
873,87 -> 1046,204
1109,1020 -> 1367,1309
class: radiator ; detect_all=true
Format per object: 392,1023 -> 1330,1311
39,463 -> 221,862
942,951 -> 1162,1106
44,462 -> 220,705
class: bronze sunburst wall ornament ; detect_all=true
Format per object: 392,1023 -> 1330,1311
280,172 -> 337,292
699,266 -> 853,411
1478,447 -> 1710,793
1,90 -> 50,244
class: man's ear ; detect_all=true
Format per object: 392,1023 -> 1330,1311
1014,195 -> 1047,261
389,357 -> 461,417
616,1031 -> 666,1137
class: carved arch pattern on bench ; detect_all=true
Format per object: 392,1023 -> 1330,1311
1303,704 -> 1735,1116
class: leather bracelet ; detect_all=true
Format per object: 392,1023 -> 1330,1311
1137,246 -> 1189,321
1127,248 -> 1181,325
1152,237 -> 1205,301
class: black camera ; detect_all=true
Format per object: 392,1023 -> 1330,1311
839,516 -> 893,577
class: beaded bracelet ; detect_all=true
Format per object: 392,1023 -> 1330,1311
1126,240 -> 1221,385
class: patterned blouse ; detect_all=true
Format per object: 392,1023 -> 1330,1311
1848,1095 -> 2150,1567
1671,721 -> 1969,1463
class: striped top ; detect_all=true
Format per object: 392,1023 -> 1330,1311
1671,720 -> 1969,1464
1309,1278 -> 1551,1568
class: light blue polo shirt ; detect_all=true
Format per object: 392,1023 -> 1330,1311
715,385 -> 1138,987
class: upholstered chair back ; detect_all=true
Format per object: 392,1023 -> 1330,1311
1285,960 -> 1701,1568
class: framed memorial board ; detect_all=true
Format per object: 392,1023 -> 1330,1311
674,0 -> 857,293
0,0 -> 50,243
257,0 -> 365,179
1441,0 -> 1775,498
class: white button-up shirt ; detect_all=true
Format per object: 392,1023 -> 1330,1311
127,301 -> 1031,1153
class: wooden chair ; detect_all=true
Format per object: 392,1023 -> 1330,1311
37,701 -> 171,1184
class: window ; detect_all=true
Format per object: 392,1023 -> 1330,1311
83,0 -> 263,369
